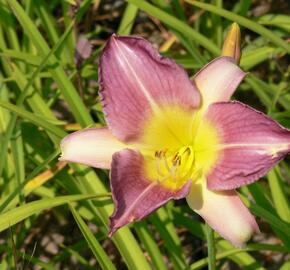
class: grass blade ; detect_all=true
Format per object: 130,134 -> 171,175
240,194 -> 290,239
69,204 -> 117,270
134,221 -> 167,270
268,168 -> 290,223
150,209 -> 188,270
205,223 -> 216,270
0,194 -> 110,232
6,0 -> 93,127
185,1 -> 290,54
0,100 -> 65,138
117,3 -> 138,35
127,0 -> 220,55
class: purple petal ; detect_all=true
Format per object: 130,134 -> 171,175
109,149 -> 191,236
193,57 -> 246,108
99,35 -> 200,143
186,178 -> 259,247
206,101 -> 290,190
60,128 -> 125,169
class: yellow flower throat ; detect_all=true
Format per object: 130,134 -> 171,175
140,106 -> 220,190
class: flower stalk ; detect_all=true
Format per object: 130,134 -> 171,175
206,223 -> 216,270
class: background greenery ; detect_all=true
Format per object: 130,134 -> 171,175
0,0 -> 289,269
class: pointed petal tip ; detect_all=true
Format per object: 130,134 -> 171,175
230,22 -> 240,35
108,33 -> 118,42
59,128 -> 125,169
108,215 -> 126,238
193,56 -> 246,108
186,179 -> 259,247
108,226 -> 115,238
206,101 -> 290,190
107,33 -> 131,49
59,136 -> 70,161
227,218 -> 259,248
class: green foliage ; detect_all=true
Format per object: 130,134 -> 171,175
0,0 -> 289,269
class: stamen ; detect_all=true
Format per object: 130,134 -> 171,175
170,165 -> 178,182
154,145 -> 196,188
156,158 -> 165,177
154,151 -> 159,158
172,155 -> 181,166
163,156 -> 172,173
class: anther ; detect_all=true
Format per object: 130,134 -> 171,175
154,151 -> 158,158
172,155 -> 181,166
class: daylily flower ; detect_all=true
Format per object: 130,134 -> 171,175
60,31 -> 290,247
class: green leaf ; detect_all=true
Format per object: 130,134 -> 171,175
35,0 -> 72,64
64,0 -> 77,5
189,245 -> 278,270
0,194 -> 110,232
173,208 -> 264,269
0,149 -> 60,213
0,245 -> 57,270
117,3 -> 138,35
69,204 -> 117,270
150,208 -> 188,270
0,49 -> 41,66
134,221 -> 167,270
279,260 -> 290,270
11,123 -> 25,205
240,194 -> 290,239
205,223 -> 216,270
244,75 -> 272,108
127,0 -> 220,55
240,47 -> 283,70
185,0 -> 290,54
258,14 -> 290,32
268,168 -> 290,223
245,183 -> 290,249
6,0 -> 94,127
0,100 -> 65,138
191,249 -> 248,270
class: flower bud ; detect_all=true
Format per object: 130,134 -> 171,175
222,23 -> 241,64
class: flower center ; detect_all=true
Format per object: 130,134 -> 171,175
154,145 -> 198,189
141,105 -> 220,190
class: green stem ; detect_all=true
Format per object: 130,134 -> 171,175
205,223 -> 216,270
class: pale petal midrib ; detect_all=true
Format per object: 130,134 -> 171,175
113,181 -> 158,228
113,38 -> 159,111
195,142 -> 290,153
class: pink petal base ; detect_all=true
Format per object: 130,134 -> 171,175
109,149 -> 191,236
